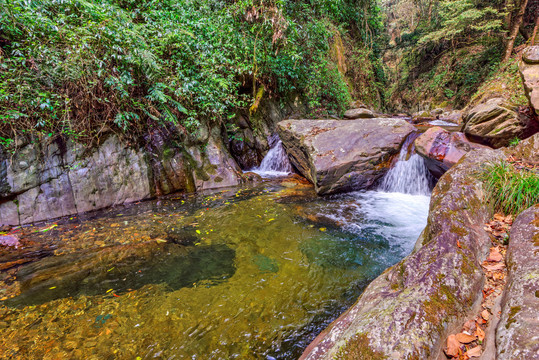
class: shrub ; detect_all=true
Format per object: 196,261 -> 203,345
480,161 -> 539,215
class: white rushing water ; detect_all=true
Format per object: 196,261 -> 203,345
250,139 -> 293,177
318,134 -> 433,257
429,119 -> 458,126
380,134 -> 433,195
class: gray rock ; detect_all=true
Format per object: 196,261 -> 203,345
520,46 -> 539,115
496,204 -> 539,360
344,108 -> 374,119
462,98 -> 539,148
277,118 -> 415,195
300,146 -> 505,360
523,45 -> 539,64
415,127 -> 488,177
0,133 -> 243,226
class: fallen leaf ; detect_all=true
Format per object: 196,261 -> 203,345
482,263 -> 505,271
466,345 -> 482,357
475,325 -> 485,341
445,334 -> 461,357
487,248 -> 503,262
481,309 -> 490,321
463,319 -> 476,333
456,333 -> 476,344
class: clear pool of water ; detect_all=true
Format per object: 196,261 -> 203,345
0,181 -> 430,359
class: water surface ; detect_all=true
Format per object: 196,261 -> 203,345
0,179 -> 429,359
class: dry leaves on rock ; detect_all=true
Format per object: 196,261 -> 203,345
465,345 -> 482,358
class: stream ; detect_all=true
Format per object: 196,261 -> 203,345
0,137 -> 433,359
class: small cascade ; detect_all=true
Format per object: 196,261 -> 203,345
251,135 -> 293,177
380,133 -> 433,195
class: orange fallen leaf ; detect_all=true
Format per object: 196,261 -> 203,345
481,309 -> 490,321
456,333 -> 476,344
466,345 -> 482,357
475,325 -> 485,341
482,263 -> 505,272
445,334 -> 461,357
487,248 -> 503,262
457,240 -> 462,248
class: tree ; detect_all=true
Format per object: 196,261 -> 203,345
503,0 -> 529,61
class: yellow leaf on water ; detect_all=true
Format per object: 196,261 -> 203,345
319,228 -> 327,232
49,286 -> 57,290
267,218 -> 275,223
106,289 -> 114,293
196,230 -> 201,234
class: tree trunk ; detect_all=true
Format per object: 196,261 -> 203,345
504,0 -> 529,61
532,15 -> 539,45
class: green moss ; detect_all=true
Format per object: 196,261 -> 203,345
422,284 -> 460,331
450,225 -> 469,237
505,306 -> 521,329
335,333 -> 387,360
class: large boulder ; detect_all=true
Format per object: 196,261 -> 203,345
496,204 -> 539,359
277,118 -> 415,195
520,46 -> 539,115
344,108 -> 374,119
415,127 -> 488,177
300,147 -> 505,359
462,97 -> 539,148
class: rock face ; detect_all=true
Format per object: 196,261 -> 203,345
496,204 -> 539,360
0,133 -> 242,226
300,146 -> 505,359
415,127 -> 488,177
344,108 -> 374,119
277,118 -> 415,195
520,46 -> 539,115
462,97 -> 539,148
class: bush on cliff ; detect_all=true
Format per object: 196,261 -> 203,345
0,0 -> 383,148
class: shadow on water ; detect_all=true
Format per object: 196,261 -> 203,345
6,242 -> 236,307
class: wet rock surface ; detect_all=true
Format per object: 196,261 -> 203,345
462,97 -> 539,148
414,127 -> 488,177
277,118 -> 415,195
300,147 -> 505,360
496,204 -> 539,360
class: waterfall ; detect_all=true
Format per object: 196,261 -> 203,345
380,134 -> 433,195
250,136 -> 293,177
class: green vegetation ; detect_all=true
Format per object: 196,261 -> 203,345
480,161 -> 539,215
0,0 -> 384,147
382,0 -> 537,110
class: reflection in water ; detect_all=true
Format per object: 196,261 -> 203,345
0,180 -> 430,359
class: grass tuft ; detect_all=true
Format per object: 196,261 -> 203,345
480,161 -> 539,215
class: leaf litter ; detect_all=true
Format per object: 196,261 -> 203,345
444,213 -> 510,360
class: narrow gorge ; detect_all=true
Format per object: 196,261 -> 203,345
0,1 -> 538,359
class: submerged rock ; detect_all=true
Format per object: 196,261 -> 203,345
0,235 -> 19,248
496,204 -> 539,360
277,118 -> 415,195
300,146 -> 505,359
344,108 -> 374,119
415,127 -> 488,177
462,97 -> 539,148
520,46 -> 539,115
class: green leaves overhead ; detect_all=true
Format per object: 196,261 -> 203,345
0,0 -> 382,145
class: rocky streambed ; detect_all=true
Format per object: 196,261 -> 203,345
0,113 -> 537,359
